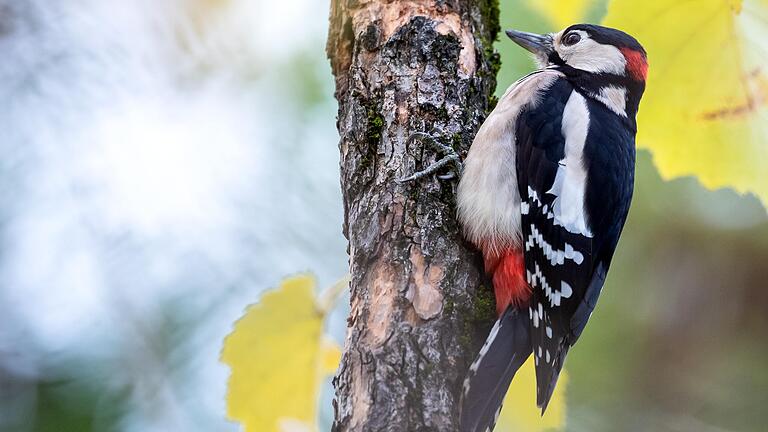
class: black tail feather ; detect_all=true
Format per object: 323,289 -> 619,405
535,343 -> 569,414
459,307 -> 532,432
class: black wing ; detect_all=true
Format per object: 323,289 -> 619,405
515,79 -> 630,412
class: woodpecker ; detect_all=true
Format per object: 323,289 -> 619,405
403,24 -> 647,431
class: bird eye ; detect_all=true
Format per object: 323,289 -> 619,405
563,33 -> 581,46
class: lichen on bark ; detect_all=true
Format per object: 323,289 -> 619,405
327,1 -> 500,430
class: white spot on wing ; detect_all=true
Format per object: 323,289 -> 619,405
565,243 -> 575,259
524,225 -> 585,267
526,255 -> 577,307
528,186 -> 540,202
573,251 -> 584,265
560,281 -> 573,298
556,250 -> 565,265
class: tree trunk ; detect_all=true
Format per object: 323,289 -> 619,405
327,1 -> 500,430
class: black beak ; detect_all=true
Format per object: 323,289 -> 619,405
505,30 -> 553,57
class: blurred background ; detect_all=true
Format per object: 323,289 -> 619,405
0,0 -> 765,431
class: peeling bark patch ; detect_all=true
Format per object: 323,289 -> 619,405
351,1 -> 476,76
434,16 -> 476,77
407,248 -> 444,320
349,353 -> 371,428
368,260 -> 396,345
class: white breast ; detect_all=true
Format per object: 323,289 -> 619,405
457,70 -> 562,254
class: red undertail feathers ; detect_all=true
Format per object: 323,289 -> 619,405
483,249 -> 531,316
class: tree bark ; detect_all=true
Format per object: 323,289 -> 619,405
327,1 -> 500,430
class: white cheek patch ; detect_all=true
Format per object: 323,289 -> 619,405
558,37 -> 627,75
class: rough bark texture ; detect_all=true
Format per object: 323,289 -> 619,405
327,1 -> 500,430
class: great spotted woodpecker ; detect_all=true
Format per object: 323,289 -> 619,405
457,24 -> 647,431
401,23 -> 647,432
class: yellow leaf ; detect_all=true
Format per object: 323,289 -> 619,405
496,357 -> 567,432
527,0 -> 597,29
319,337 -> 342,376
604,0 -> 768,205
221,274 -> 340,432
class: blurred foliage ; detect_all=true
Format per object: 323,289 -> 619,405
525,0 -> 599,30
27,378 -> 125,432
604,0 -> 768,206
221,275 -> 341,432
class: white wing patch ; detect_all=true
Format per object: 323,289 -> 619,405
547,91 -> 593,238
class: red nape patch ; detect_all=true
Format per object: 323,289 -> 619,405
488,251 -> 531,317
620,47 -> 648,81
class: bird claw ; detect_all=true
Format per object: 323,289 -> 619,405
397,131 -> 463,183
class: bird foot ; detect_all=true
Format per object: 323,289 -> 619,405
397,131 -> 463,183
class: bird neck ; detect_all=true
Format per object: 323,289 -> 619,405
552,65 -> 645,124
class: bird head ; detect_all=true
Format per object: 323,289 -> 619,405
506,24 -> 647,82
507,24 -> 647,118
